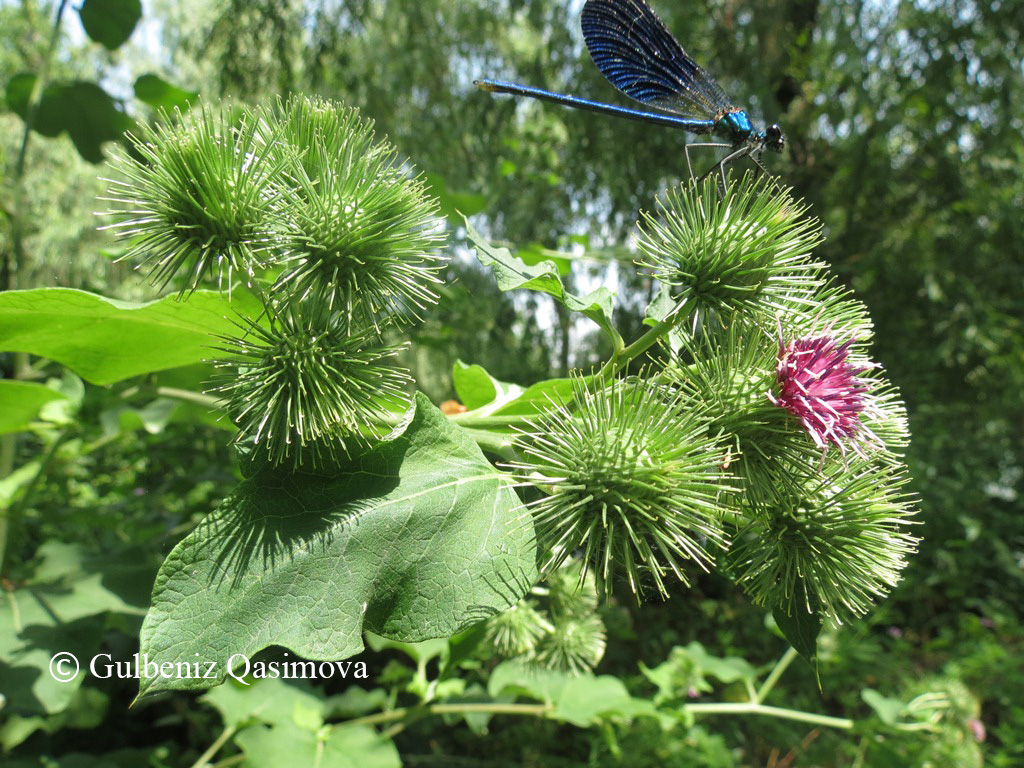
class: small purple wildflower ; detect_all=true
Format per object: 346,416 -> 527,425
769,332 -> 877,456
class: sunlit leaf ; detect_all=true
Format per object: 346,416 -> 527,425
0,288 -> 263,386
464,218 -> 616,338
138,394 -> 536,696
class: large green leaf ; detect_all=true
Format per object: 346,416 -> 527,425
5,75 -> 132,163
0,288 -> 262,385
203,678 -> 401,766
138,393 -> 536,696
465,218 -> 616,338
79,0 -> 142,50
0,380 -> 68,435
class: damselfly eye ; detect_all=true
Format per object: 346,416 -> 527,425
766,124 -> 786,152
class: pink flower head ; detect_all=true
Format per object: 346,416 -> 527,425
769,331 -> 877,456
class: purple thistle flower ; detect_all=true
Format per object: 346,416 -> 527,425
769,332 -> 878,455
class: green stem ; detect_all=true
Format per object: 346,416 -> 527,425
14,0 -> 70,181
447,414 -> 533,430
596,297 -> 689,383
155,387 -> 224,410
852,735 -> 869,768
338,702 -> 553,730
334,696 -> 931,740
755,646 -> 798,703
450,427 -> 517,460
683,701 -> 855,729
188,723 -> 239,768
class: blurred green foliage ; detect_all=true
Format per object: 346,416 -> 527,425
1,0 -> 1021,765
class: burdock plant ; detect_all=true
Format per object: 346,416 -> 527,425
483,558 -> 608,675
266,98 -> 446,330
501,172 -> 918,626
508,375 -> 730,599
104,96 -> 442,468
635,173 -> 824,323
210,301 -> 411,467
102,105 -> 291,294
104,89 -> 919,644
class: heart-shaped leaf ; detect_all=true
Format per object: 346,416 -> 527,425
79,0 -> 142,50
6,76 -> 132,162
138,393 -> 536,696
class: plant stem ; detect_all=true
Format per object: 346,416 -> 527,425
447,414 -> 532,430
596,298 -> 689,384
333,696 -> 930,741
14,0 -> 70,181
453,427 -> 518,459
7,0 -> 70,289
684,701 -> 855,729
756,646 -> 799,703
188,723 -> 239,768
338,702 -> 553,730
156,387 -> 224,410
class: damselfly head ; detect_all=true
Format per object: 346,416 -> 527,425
765,124 -> 786,153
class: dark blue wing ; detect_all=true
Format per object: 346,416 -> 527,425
581,0 -> 734,120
